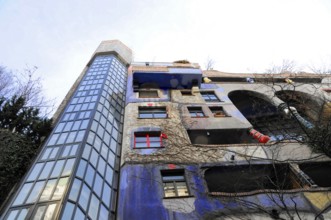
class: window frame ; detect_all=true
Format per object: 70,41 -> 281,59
161,170 -> 190,198
138,107 -> 168,119
209,106 -> 229,117
134,132 -> 163,149
187,107 -> 206,118
201,91 -> 221,102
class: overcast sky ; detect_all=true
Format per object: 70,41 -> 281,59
1,0 -> 331,112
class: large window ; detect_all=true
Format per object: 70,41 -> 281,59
161,170 -> 189,198
201,91 -> 220,102
187,107 -> 205,118
138,107 -> 167,119
134,132 -> 162,148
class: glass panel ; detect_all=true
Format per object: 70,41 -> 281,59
52,177 -> 69,200
82,144 -> 91,159
47,134 -> 59,146
73,207 -> 85,220
93,174 -> 103,197
69,178 -> 82,202
6,209 -> 19,220
97,157 -> 106,176
63,122 -> 73,132
177,182 -> 189,196
135,136 -> 147,142
44,204 -> 57,220
17,208 -> 29,220
40,179 -> 57,201
78,184 -> 91,211
66,131 -> 77,143
13,183 -> 33,205
85,164 -> 95,187
50,160 -> 65,178
26,181 -> 45,203
90,149 -> 98,168
27,163 -> 44,181
49,147 -> 59,159
164,182 -> 176,197
62,158 -> 75,176
150,142 -> 161,148
149,136 -> 160,141
102,183 -> 111,207
135,142 -> 147,148
62,145 -> 72,157
105,165 -> 114,185
57,133 -> 68,145
61,202 -> 74,220
39,161 -> 55,179
80,119 -> 89,130
75,130 -> 85,142
41,148 -> 52,160
88,194 -> 99,220
70,144 -> 79,156
76,160 -> 87,178
154,113 -> 167,118
33,206 -> 46,220
99,204 -> 109,220
108,151 -> 115,167
162,175 -> 185,182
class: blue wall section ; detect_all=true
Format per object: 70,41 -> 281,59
118,164 -> 314,220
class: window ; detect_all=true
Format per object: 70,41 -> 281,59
134,132 -> 162,148
209,106 -> 228,117
139,90 -> 158,98
162,170 -> 189,198
181,90 -> 193,96
201,91 -> 220,102
139,107 -> 167,118
187,107 -> 205,118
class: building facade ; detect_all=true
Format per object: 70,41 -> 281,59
2,40 -> 331,220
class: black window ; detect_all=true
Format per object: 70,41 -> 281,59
201,91 -> 220,102
139,107 -> 167,119
187,107 -> 205,118
139,90 -> 158,98
161,170 -> 189,198
181,90 -> 193,96
209,106 -> 228,117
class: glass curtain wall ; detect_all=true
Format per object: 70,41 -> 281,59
3,55 -> 127,220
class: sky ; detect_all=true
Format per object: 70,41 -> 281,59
1,0 -> 331,113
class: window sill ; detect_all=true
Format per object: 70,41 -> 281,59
133,146 -> 165,149
163,195 -> 194,199
191,116 -> 209,118
138,117 -> 169,119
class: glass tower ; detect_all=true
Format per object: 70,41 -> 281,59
2,40 -> 132,220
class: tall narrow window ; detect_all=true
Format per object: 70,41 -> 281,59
201,91 -> 220,102
134,132 -> 163,148
187,107 -> 205,118
139,107 -> 167,119
209,106 -> 228,117
162,170 -> 189,198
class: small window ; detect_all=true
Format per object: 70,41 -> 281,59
181,90 -> 193,96
201,91 -> 220,102
139,107 -> 167,119
209,106 -> 228,117
134,132 -> 162,148
139,90 -> 158,98
162,170 -> 189,198
187,107 -> 205,118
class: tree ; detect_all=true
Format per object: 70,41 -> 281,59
0,66 -> 53,210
